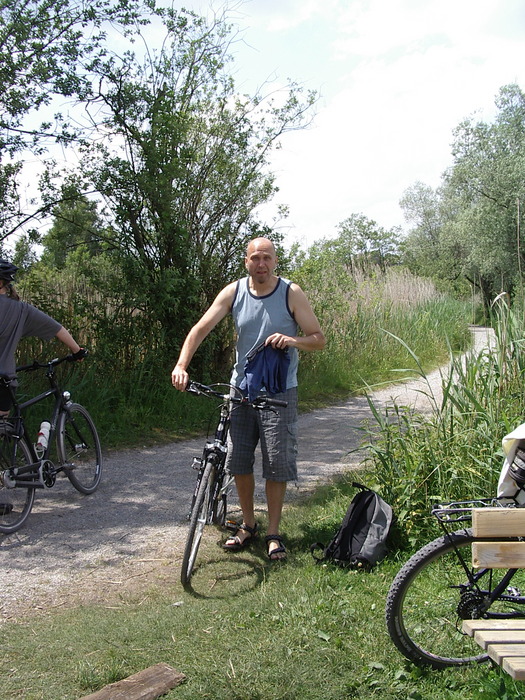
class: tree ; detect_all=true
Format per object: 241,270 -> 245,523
0,0 -> 157,243
441,84 -> 525,305
336,213 -> 400,272
64,7 -> 316,362
40,191 -> 107,268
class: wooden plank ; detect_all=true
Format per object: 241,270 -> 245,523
503,657 -> 525,681
463,619 -> 525,636
80,663 -> 186,700
472,508 -> 525,538
472,541 -> 525,568
474,629 -> 525,648
488,643 -> 525,664
462,620 -> 525,680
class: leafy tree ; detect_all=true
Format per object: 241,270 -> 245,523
41,191 -> 107,268
335,213 -> 400,272
440,84 -> 525,305
63,7 -> 316,365
0,0 -> 157,243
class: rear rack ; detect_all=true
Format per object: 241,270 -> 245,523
431,497 -> 524,523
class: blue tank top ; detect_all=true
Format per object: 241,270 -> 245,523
230,276 -> 299,389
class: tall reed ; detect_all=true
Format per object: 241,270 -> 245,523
365,295 -> 525,549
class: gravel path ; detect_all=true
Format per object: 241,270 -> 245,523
0,326 -> 491,620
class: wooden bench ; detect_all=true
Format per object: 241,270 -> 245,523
464,508 -> 525,680
462,620 -> 525,680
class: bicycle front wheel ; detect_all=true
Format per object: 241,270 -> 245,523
386,528 -> 525,668
0,426 -> 35,534
181,460 -> 214,587
57,403 -> 102,494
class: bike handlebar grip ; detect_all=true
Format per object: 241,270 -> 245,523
267,399 -> 288,407
68,348 -> 88,362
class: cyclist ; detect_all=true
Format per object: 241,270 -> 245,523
172,237 -> 326,560
0,259 -> 84,416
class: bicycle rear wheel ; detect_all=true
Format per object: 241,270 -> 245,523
57,403 -> 102,494
386,528 -> 525,668
0,425 -> 35,534
181,460 -> 214,587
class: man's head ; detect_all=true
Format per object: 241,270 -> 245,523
245,238 -> 278,284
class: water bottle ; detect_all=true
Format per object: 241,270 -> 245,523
36,421 -> 51,455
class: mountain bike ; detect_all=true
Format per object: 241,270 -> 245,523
180,380 -> 287,587
385,496 -> 525,669
0,352 -> 102,534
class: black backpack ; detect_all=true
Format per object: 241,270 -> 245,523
310,483 -> 393,569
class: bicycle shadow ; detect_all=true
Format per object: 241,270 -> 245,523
181,554 -> 266,599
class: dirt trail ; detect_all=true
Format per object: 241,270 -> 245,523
0,327 -> 491,620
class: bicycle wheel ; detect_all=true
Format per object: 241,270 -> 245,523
181,459 -> 215,587
0,425 -> 35,534
57,403 -> 102,494
386,528 -> 525,668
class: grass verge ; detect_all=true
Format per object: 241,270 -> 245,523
1,474 -> 522,700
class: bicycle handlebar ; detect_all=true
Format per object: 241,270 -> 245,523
186,380 -> 288,408
15,348 -> 88,374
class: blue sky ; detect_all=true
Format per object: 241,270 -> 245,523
176,0 -> 525,250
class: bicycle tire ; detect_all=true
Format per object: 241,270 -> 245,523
57,403 -> 102,494
386,528 -> 525,668
181,459 -> 215,587
0,426 -> 35,534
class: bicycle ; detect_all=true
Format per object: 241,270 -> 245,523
180,380 -> 287,587
385,496 -> 525,669
0,352 -> 102,534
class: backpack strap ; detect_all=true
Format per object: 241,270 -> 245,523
310,542 -> 326,563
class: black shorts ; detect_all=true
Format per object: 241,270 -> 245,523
0,385 -> 12,412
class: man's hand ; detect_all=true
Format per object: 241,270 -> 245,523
265,333 -> 295,350
172,365 -> 189,391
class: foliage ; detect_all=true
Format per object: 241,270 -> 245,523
365,295 -> 525,549
400,84 -> 525,309
0,0 -> 157,242
30,6 -> 316,367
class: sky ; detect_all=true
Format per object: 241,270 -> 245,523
171,0 -> 525,250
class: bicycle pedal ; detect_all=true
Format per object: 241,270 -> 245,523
225,519 -> 239,531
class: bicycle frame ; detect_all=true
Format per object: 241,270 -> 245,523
434,498 -> 525,617
1,361 -> 73,489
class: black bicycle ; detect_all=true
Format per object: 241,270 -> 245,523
0,352 -> 102,534
385,497 -> 525,669
180,381 -> 287,587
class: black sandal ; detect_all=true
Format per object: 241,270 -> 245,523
222,522 -> 258,551
265,534 -> 287,561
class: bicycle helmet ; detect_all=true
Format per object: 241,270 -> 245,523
509,442 -> 525,488
0,259 -> 18,282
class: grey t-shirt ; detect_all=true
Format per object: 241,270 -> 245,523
0,295 -> 61,377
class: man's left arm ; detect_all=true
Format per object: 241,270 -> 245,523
265,283 -> 326,352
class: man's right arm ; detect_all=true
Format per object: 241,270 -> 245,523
171,282 -> 237,391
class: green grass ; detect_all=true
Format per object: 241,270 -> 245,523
1,474 -> 523,700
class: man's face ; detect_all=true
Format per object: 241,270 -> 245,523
245,240 -> 278,283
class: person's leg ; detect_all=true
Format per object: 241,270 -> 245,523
223,402 -> 259,550
0,385 -> 11,416
259,388 -> 298,560
265,479 -> 287,559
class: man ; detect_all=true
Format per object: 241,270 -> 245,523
171,237 -> 325,560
